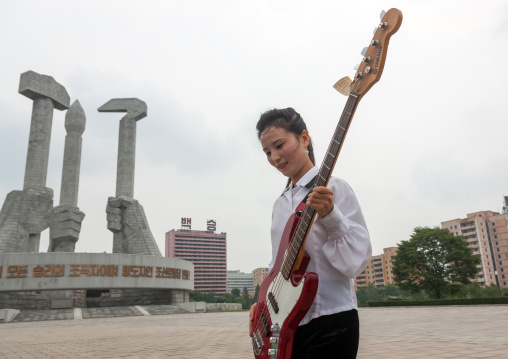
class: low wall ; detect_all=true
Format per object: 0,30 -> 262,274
0,291 -> 51,310
206,303 -> 242,311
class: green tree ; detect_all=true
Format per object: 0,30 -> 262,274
254,284 -> 260,302
392,226 -> 481,299
242,287 -> 250,299
231,288 -> 240,298
235,296 -> 247,309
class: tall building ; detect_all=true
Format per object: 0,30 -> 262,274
252,267 -> 269,288
441,196 -> 508,289
227,270 -> 254,293
165,218 -> 227,294
355,247 -> 397,289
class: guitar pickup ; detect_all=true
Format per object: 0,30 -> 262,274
259,313 -> 270,337
268,292 -> 279,314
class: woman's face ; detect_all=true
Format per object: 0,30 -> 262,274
260,126 -> 313,184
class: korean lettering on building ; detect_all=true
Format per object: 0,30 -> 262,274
207,219 -> 217,232
0,264 -> 190,280
181,217 -> 192,230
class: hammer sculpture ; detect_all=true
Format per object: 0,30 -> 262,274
0,71 -> 69,253
98,99 -> 161,256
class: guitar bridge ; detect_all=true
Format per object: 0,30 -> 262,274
252,330 -> 264,355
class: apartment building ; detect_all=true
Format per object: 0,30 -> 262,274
165,219 -> 227,294
252,267 -> 269,288
441,196 -> 508,289
355,247 -> 397,289
227,270 -> 254,293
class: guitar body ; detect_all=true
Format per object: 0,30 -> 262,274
252,210 -> 319,359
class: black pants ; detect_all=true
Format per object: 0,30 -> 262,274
292,309 -> 359,359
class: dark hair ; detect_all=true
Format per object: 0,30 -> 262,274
256,108 -> 315,187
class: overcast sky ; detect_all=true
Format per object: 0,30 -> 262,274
1,0 -> 507,273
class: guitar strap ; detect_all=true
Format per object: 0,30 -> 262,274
300,175 -> 317,206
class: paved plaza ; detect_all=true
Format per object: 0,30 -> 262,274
1,305 -> 507,358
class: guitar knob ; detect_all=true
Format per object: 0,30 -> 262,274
271,323 -> 281,334
354,72 -> 363,79
354,64 -> 360,70
365,66 -> 371,74
371,39 -> 380,47
379,21 -> 388,29
361,47 -> 368,56
270,337 -> 280,344
380,10 -> 386,19
362,56 -> 371,64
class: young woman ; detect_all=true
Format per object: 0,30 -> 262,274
249,108 -> 372,359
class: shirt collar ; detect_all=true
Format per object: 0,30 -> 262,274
294,165 -> 319,188
280,165 -> 319,196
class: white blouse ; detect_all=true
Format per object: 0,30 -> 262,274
268,166 -> 372,325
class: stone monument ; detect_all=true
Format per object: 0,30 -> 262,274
49,100 -> 86,252
98,99 -> 161,256
0,71 -> 71,253
0,72 -> 194,312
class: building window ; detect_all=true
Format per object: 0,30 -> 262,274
492,222 -> 495,226
500,261 -> 503,266
493,228 -> 497,232
455,225 -> 457,229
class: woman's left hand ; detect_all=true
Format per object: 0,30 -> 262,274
307,186 -> 334,218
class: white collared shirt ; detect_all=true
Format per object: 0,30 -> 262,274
268,166 -> 371,325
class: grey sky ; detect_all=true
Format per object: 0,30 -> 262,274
1,0 -> 507,273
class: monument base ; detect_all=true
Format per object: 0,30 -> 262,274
0,252 -> 194,310
86,288 -> 189,308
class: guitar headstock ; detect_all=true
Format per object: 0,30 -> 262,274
350,8 -> 403,98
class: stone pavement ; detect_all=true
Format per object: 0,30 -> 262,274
1,305 -> 507,358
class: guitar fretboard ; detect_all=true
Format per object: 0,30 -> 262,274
281,91 -> 360,279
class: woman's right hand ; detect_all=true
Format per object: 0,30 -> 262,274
249,303 -> 257,337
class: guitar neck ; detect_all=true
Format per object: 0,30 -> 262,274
281,91 -> 361,279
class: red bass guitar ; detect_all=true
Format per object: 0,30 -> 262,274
251,8 -> 403,359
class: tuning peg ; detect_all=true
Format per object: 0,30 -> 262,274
361,47 -> 368,56
380,10 -> 386,19
354,64 -> 360,70
373,27 -> 377,35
